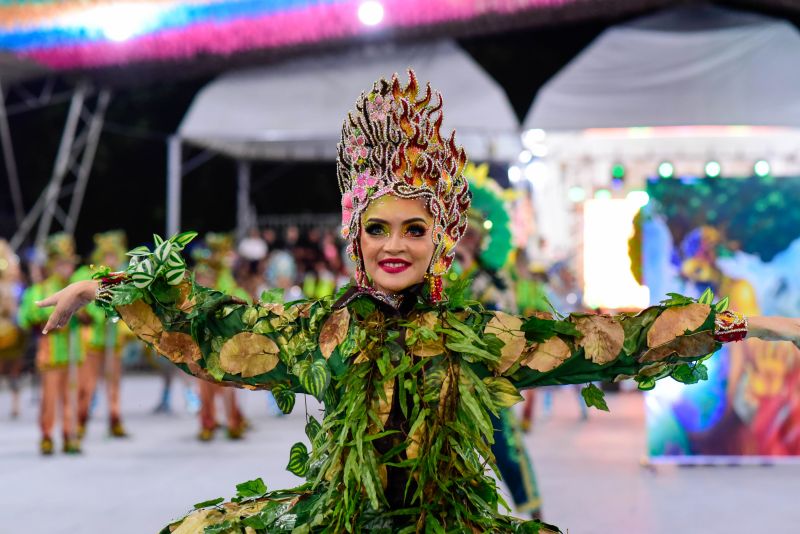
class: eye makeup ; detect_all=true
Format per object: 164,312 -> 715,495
364,218 -> 429,238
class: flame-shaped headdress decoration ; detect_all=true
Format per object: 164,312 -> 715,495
337,70 -> 471,299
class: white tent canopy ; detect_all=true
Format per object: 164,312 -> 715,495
179,40 -> 520,162
524,5 -> 800,130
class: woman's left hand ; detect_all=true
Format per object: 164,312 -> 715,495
747,316 -> 800,349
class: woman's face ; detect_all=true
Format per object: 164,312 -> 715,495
359,195 -> 435,295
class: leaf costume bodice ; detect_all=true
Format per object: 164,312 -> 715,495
96,237 -> 736,534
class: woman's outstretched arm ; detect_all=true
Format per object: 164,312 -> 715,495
462,292 -> 800,399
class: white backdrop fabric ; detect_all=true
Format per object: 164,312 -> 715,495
179,40 -> 520,161
524,5 -> 800,130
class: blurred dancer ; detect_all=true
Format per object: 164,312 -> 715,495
194,234 -> 247,441
0,240 -> 25,418
455,164 -> 542,519
73,231 -> 131,438
18,234 -> 83,454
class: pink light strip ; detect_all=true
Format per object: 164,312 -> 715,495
22,0 -> 575,70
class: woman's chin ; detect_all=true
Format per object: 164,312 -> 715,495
373,276 -> 417,294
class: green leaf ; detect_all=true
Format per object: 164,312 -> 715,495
126,245 -> 151,257
170,230 -> 198,249
483,376 -> 524,409
166,249 -> 184,269
272,384 -> 296,414
296,359 -> 331,401
260,288 -> 284,304
153,233 -> 164,247
235,478 -> 267,499
164,266 -> 186,286
520,316 -> 580,342
203,520 -> 234,534
286,442 -> 310,477
698,287 -> 714,305
305,416 -> 323,447
660,292 -> 696,307
154,241 -> 173,266
580,384 -> 609,412
635,376 -> 657,391
193,497 -> 224,509
130,271 -> 155,289
714,296 -> 730,313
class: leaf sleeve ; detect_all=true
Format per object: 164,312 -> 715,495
490,298 -> 737,392
94,233 -> 344,412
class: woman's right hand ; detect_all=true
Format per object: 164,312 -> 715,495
36,280 -> 100,334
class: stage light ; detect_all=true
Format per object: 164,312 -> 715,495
508,166 -> 522,184
754,160 -> 771,177
657,161 -> 674,179
483,220 -> 493,230
594,189 -> 612,200
626,190 -> 650,208
518,150 -> 532,164
611,163 -> 625,180
72,3 -> 162,42
567,186 -> 586,203
705,160 -> 721,178
522,129 -> 546,148
524,160 -> 548,183
358,1 -> 384,26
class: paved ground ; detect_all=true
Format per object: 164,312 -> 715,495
1,375 -> 798,534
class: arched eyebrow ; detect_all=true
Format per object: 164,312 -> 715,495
365,217 -> 429,225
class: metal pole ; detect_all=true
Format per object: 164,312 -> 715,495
167,136 -> 182,236
34,83 -> 88,248
0,79 -> 25,225
236,160 -> 251,241
65,89 -> 111,235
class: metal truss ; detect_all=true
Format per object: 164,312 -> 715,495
9,80 -> 111,253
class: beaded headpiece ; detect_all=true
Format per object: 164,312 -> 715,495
337,70 -> 471,301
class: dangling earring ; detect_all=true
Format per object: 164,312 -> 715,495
427,274 -> 443,303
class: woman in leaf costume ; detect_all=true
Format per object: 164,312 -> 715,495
39,71 -> 800,533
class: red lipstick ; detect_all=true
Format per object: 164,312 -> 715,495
378,258 -> 411,274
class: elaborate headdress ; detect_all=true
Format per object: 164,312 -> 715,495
91,230 -> 128,268
337,70 -> 471,301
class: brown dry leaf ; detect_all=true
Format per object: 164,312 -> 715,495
641,331 -> 718,363
353,351 -> 370,364
117,300 -> 163,345
378,464 -> 388,489
437,372 -> 453,418
525,336 -> 571,373
410,311 -> 444,357
260,302 -> 285,316
485,311 -> 525,373
319,308 -> 350,359
373,378 -> 395,426
296,302 -> 313,318
171,509 -> 222,534
406,420 -> 426,460
530,311 -> 554,320
219,332 -> 280,378
174,281 -> 195,313
573,315 -> 625,364
639,362 -> 668,377
156,331 -> 201,364
647,303 -> 711,348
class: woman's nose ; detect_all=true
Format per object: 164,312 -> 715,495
384,231 -> 405,253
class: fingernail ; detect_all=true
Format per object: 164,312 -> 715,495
41,329 -> 47,335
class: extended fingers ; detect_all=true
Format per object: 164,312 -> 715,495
36,288 -> 63,308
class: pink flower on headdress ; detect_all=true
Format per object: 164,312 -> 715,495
345,132 -> 368,161
356,172 -> 378,189
341,191 -> 354,228
366,95 -> 392,121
